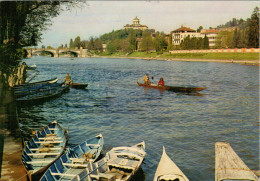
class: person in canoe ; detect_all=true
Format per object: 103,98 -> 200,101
151,76 -> 157,86
63,73 -> 72,85
158,77 -> 165,87
142,74 -> 150,85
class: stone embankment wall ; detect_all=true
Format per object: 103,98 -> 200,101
169,48 -> 260,54
0,62 -> 28,87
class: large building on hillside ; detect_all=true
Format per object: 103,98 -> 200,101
124,16 -> 148,31
172,26 -> 200,46
172,26 -> 220,48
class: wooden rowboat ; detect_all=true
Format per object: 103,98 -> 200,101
71,83 -> 88,89
40,134 -> 104,181
52,142 -> 146,181
137,82 -> 206,93
16,84 -> 69,104
215,142 -> 258,181
154,146 -> 189,181
13,77 -> 58,89
22,121 -> 69,181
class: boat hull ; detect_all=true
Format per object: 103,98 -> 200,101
40,134 -> 104,181
22,121 -> 69,181
16,84 -> 69,104
71,83 -> 88,89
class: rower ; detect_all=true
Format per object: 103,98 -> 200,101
63,73 -> 72,85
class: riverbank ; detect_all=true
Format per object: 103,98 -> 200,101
99,52 -> 259,66
0,82 -> 26,181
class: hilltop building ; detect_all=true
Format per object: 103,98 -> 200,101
124,16 -> 148,31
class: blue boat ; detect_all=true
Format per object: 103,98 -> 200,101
13,77 -> 58,90
40,141 -> 145,181
14,82 -> 62,98
40,134 -> 104,181
16,84 -> 69,104
22,121 -> 69,181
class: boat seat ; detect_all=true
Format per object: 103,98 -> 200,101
30,147 -> 62,151
27,152 -> 61,156
26,160 -> 54,164
48,128 -> 58,131
62,163 -> 89,168
35,140 -> 63,144
70,157 -> 85,164
107,157 -> 138,170
39,137 -> 61,140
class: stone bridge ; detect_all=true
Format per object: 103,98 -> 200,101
25,48 -> 89,58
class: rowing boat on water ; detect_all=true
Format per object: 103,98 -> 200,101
154,146 -> 189,181
215,142 -> 258,181
16,84 -> 69,104
71,83 -> 88,89
14,82 -> 63,98
137,82 -> 206,93
40,134 -> 104,181
22,121 -> 69,181
49,141 -> 146,181
13,77 -> 58,89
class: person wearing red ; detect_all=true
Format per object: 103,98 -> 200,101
158,77 -> 165,86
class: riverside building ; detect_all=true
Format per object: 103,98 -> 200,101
172,26 -> 219,48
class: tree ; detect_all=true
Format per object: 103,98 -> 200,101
248,7 -> 259,48
74,36 -> 81,49
139,30 -> 154,52
215,31 -> 233,48
69,38 -> 74,48
0,1 -> 82,46
127,29 -> 136,53
94,38 -> 103,51
203,35 -> 209,49
87,37 -> 94,50
197,26 -> 203,32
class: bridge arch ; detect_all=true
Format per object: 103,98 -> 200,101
32,50 -> 55,57
58,50 -> 79,57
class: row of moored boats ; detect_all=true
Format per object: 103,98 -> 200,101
22,121 -> 259,181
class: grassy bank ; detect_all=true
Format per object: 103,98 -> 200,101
101,52 -> 259,61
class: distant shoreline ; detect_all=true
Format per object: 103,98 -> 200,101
100,56 -> 259,66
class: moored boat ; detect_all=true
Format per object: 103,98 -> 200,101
154,146 -> 189,181
47,141 -> 146,181
14,82 -> 63,98
16,84 -> 69,104
71,83 -> 88,89
22,121 -> 69,181
13,77 -> 59,90
137,82 -> 206,93
215,142 -> 258,181
40,134 -> 104,181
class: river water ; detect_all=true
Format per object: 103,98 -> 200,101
18,56 -> 259,180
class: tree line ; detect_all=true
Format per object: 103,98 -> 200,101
215,7 -> 259,49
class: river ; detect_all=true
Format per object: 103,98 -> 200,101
18,56 -> 259,180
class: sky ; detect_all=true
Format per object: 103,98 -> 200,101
39,1 -> 258,47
